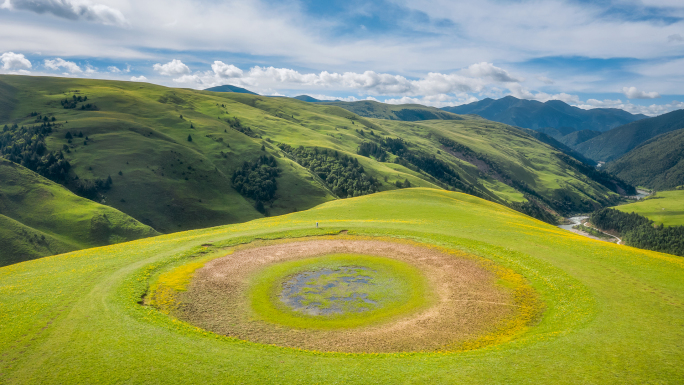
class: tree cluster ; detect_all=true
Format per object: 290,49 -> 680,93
61,95 -> 88,109
226,117 -> 260,138
279,145 -> 379,198
591,208 -> 684,256
231,155 -> 280,212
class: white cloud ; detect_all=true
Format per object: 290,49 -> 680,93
0,51 -> 31,70
575,98 -> 684,116
153,59 -> 190,76
85,64 -> 96,74
172,74 -> 201,84
4,0 -> 127,26
461,62 -> 523,82
622,86 -> 661,99
537,75 -> 554,84
108,65 -> 121,73
44,58 -> 81,73
130,75 -> 147,82
507,83 -> 580,104
211,61 -> 243,78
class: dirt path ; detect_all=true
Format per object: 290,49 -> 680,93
176,238 -> 539,353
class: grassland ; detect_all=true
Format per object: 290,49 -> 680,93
0,75 -> 627,240
616,190 -> 684,227
0,158 -> 159,266
1,188 -> 682,383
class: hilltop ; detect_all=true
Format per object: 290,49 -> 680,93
0,158 -> 158,266
575,109 -> 684,161
442,96 -> 646,133
317,99 -> 465,121
205,85 -> 258,94
1,188 -> 682,383
0,75 -> 633,240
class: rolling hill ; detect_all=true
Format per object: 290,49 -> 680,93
317,99 -> 466,121
615,190 -> 684,227
205,85 -> 258,94
604,127 -> 684,189
441,96 -> 646,133
0,158 -> 158,266
0,75 -> 633,240
1,188 -> 682,383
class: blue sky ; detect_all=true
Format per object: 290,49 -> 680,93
1,0 -> 683,115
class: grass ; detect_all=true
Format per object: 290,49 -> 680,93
1,188 -> 682,383
0,75 -> 623,238
616,190 -> 684,227
0,158 -> 159,266
249,254 -> 429,329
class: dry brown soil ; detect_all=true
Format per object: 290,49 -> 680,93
175,238 -> 525,353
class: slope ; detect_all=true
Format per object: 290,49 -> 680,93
604,127 -> 684,189
0,75 -> 630,232
442,96 -> 645,133
317,99 -> 465,121
0,158 -> 159,266
1,188 -> 682,383
615,190 -> 684,227
576,109 -> 684,162
204,85 -> 258,94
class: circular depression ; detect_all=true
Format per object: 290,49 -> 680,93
171,239 -> 541,353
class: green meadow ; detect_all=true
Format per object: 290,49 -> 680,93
1,188 -> 682,383
617,190 -> 684,227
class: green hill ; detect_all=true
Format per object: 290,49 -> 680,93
0,158 -> 159,266
205,85 -> 258,94
558,129 -> 602,147
576,109 -> 684,161
318,99 -> 466,121
1,188 -> 682,383
0,75 -> 632,236
615,190 -> 684,227
604,128 -> 684,190
294,95 -> 324,102
442,96 -> 646,133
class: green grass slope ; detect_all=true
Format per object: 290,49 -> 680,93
317,99 -> 465,121
605,127 -> 684,190
0,75 -> 628,232
616,190 -> 684,227
0,158 -> 159,266
1,189 -> 682,383
576,109 -> 684,161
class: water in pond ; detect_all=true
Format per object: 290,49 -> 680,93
279,266 -> 380,316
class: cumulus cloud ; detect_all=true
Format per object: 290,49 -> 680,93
153,59 -> 190,76
0,52 -> 32,70
575,99 -> 684,116
107,65 -> 121,73
4,0 -> 127,26
461,62 -> 523,83
507,83 -> 580,104
84,64 -> 96,74
622,86 -> 661,99
130,75 -> 147,82
212,61 -> 243,78
44,58 -> 81,73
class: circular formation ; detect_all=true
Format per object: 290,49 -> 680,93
249,253 -> 428,329
163,238 -> 542,353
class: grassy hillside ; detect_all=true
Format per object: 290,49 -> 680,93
616,190 -> 684,227
1,188 -> 682,383
559,129 -> 602,147
442,96 -> 645,133
576,109 -> 684,161
0,75 -> 630,234
605,127 -> 684,190
317,99 -> 465,121
0,158 -> 159,266
204,85 -> 258,94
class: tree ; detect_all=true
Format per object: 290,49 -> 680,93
187,134 -> 193,142
261,144 -> 265,151
65,132 -> 73,139
118,171 -> 123,176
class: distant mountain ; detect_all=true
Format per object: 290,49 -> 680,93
559,130 -> 602,147
575,109 -> 684,162
442,96 -> 646,133
605,127 -> 684,190
318,100 -> 464,121
205,85 -> 258,95
294,95 -> 323,102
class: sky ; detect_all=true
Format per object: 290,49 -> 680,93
1,0 -> 683,116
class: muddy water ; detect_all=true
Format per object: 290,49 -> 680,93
279,267 -> 379,316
